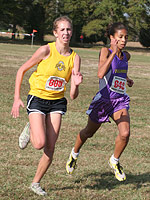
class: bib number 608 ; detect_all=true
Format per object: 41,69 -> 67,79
49,79 -> 63,87
45,76 -> 66,91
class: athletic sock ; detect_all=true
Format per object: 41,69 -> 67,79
71,148 -> 79,159
31,182 -> 40,187
110,154 -> 119,164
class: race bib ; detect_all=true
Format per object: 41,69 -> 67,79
110,76 -> 126,94
45,76 -> 66,91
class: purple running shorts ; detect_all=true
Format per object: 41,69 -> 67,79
86,94 -> 130,123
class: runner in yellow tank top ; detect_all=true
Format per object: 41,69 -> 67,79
11,16 -> 83,196
29,42 -> 76,100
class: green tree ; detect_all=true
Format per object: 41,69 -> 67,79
138,1 -> 150,47
139,28 -> 150,47
125,0 -> 150,41
0,0 -> 7,30
0,0 -> 27,39
23,0 -> 57,41
59,0 -> 93,43
0,0 -> 150,43
0,0 -> 57,41
82,0 -> 127,44
80,0 -> 150,44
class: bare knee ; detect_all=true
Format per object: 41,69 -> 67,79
30,128 -> 46,150
119,130 -> 130,141
32,138 -> 45,150
80,127 -> 96,140
79,118 -> 101,141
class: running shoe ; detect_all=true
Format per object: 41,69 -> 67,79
109,158 -> 126,181
19,122 -> 30,149
66,153 -> 77,174
29,183 -> 47,196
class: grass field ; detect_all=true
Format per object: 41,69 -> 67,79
0,42 -> 150,200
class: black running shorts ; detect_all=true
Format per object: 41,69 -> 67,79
27,95 -> 67,115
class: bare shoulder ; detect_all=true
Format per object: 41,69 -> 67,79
74,53 -> 81,63
124,51 -> 131,61
30,44 -> 50,62
99,47 -> 110,58
38,44 -> 50,57
75,53 -> 81,60
73,53 -> 81,71
101,47 -> 109,54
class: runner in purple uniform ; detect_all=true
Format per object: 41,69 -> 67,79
66,22 -> 134,181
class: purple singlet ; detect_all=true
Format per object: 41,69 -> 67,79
86,49 -> 130,123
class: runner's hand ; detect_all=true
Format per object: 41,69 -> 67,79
127,77 -> 134,87
72,69 -> 83,86
110,38 -> 118,54
11,99 -> 24,118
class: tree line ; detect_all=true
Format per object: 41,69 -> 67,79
0,0 -> 150,47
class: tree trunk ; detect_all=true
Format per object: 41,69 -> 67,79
71,25 -> 77,43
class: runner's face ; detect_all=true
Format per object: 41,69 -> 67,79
54,20 -> 72,44
114,29 -> 128,49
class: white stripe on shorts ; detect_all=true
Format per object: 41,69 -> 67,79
27,95 -> 45,115
27,95 -> 65,115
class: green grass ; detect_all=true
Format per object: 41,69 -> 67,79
0,43 -> 150,200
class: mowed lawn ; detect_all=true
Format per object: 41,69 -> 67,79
0,43 -> 150,200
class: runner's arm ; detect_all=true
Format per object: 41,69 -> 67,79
98,38 -> 118,78
70,54 -> 83,100
11,44 -> 50,118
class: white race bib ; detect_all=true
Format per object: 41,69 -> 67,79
45,76 -> 66,91
110,76 -> 126,94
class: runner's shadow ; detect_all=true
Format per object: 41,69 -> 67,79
50,171 -> 150,192
74,171 -> 150,191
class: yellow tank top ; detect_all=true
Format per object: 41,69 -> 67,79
28,42 -> 76,100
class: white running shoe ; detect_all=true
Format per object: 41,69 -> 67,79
66,152 -> 78,174
19,122 -> 30,149
109,158 -> 126,181
29,183 -> 47,196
